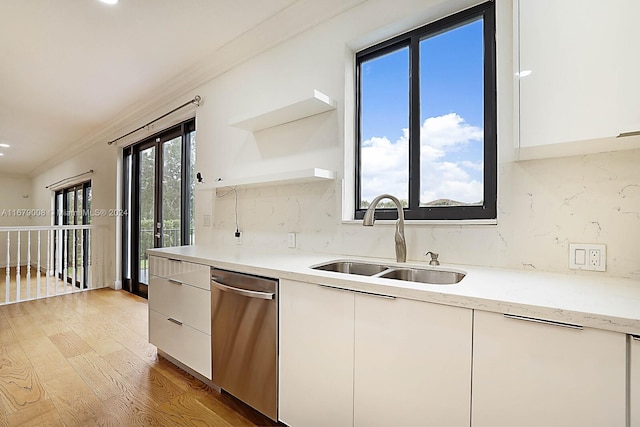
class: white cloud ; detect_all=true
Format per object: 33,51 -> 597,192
361,113 -> 484,204
361,135 -> 409,200
460,160 -> 484,171
420,113 -> 484,149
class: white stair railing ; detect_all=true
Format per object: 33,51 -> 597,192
0,225 -> 105,305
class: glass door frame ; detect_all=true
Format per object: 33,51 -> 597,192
54,181 -> 91,288
122,119 -> 195,298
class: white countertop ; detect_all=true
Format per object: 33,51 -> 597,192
148,245 -> 640,335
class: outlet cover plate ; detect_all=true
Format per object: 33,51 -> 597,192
287,232 -> 297,249
569,243 -> 606,272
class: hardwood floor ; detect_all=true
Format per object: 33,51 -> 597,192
0,288 -> 278,426
1,267 -> 75,304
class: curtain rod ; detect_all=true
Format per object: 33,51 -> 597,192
46,169 -> 94,189
107,95 -> 201,146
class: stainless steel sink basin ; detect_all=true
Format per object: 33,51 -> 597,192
311,260 -> 465,285
378,268 -> 465,285
311,261 -> 389,276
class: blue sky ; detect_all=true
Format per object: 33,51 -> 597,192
360,19 -> 484,205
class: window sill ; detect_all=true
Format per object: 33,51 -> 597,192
341,219 -> 497,226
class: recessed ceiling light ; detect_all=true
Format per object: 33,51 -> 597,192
0,143 -> 9,148
99,0 -> 118,5
0,153 -> 4,156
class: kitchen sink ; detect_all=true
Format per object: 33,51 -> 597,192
378,268 -> 465,285
311,260 -> 465,285
311,261 -> 390,276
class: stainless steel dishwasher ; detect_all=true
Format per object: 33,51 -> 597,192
210,268 -> 278,421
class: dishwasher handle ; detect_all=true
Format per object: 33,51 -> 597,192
211,277 -> 275,300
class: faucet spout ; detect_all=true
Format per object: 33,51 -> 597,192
362,194 -> 406,263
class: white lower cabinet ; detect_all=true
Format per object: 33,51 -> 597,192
148,256 -> 212,380
148,309 -> 211,377
148,276 -> 211,334
278,279 -> 472,427
471,310 -> 626,427
631,335 -> 640,427
278,279 -> 354,427
149,256 -> 210,289
353,293 -> 472,427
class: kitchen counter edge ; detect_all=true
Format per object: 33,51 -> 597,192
148,245 -> 640,335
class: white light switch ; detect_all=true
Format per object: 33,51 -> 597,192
569,243 -> 606,272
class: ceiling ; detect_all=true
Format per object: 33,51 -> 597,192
0,0 -> 361,176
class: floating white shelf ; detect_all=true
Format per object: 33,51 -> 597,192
197,168 -> 336,191
228,90 -> 337,132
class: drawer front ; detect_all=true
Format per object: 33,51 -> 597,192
148,276 -> 211,334
149,309 -> 212,379
149,256 -> 210,290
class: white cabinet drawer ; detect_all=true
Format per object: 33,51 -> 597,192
149,309 -> 212,379
148,276 -> 211,334
149,256 -> 210,290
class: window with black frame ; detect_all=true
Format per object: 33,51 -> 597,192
355,1 -> 496,221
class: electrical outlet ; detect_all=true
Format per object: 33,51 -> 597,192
235,231 -> 242,245
287,232 -> 297,249
569,243 -> 606,272
203,215 -> 211,227
589,249 -> 600,267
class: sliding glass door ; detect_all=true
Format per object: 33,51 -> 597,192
122,119 -> 196,298
54,181 -> 91,288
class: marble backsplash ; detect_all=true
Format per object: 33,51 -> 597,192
211,149 -> 640,279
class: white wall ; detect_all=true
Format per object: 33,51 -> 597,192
193,0 -> 640,279
0,174 -> 35,266
30,142 -> 118,287
0,174 -> 32,226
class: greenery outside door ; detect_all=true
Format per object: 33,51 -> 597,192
122,119 -> 196,298
54,181 -> 92,289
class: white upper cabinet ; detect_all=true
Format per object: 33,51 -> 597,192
516,0 -> 640,159
617,0 -> 640,136
518,0 -> 617,147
